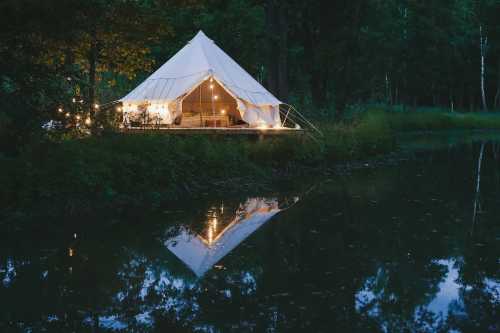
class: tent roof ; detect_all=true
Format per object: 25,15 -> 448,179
120,31 -> 281,106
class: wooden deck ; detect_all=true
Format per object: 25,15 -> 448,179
119,126 -> 304,137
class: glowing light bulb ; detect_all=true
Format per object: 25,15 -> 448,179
213,95 -> 218,100
116,106 -> 122,112
94,103 -> 99,109
76,115 -> 81,120
58,107 -> 63,113
209,84 -> 214,89
72,98 -> 76,103
220,109 -> 226,115
69,248 -> 74,257
65,112 -> 70,117
209,77 -> 213,83
85,117 -> 91,125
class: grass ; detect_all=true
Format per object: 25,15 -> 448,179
1,107 -> 500,219
385,108 -> 500,131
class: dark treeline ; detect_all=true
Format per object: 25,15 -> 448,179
1,0 -> 500,152
268,0 -> 500,112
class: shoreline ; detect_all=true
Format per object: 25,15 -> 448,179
2,111 -> 500,223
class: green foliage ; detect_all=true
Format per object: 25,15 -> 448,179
386,109 -> 500,131
321,110 -> 395,161
4,108 -> 500,218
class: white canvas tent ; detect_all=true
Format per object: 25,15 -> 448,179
120,31 -> 283,128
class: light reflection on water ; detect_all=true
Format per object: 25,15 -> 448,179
356,259 -> 469,320
427,259 -> 461,315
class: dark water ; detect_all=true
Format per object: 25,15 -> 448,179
1,133 -> 499,332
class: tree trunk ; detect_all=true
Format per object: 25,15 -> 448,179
458,83 -> 465,109
265,0 -> 277,96
88,31 -> 98,118
337,2 -> 364,115
277,2 -> 288,101
479,25 -> 488,112
385,73 -> 391,104
450,91 -> 454,112
93,311 -> 100,333
311,69 -> 327,109
302,15 -> 327,109
494,57 -> 500,109
469,84 -> 475,112
265,0 -> 288,101
472,143 -> 485,230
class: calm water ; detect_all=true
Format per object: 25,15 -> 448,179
1,132 -> 499,332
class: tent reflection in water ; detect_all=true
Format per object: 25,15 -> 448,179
120,31 -> 285,129
166,197 -> 295,277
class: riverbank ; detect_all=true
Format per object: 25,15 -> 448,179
1,109 -> 500,221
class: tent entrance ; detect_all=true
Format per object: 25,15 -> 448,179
180,79 -> 245,128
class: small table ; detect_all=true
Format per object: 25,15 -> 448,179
202,114 -> 229,127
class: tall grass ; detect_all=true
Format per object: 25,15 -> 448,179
386,109 -> 500,131
340,104 -> 500,129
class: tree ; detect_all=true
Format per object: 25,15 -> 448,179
34,0 -> 172,116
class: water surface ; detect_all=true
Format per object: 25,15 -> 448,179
1,133 -> 499,332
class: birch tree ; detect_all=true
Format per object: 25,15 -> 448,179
479,25 -> 488,111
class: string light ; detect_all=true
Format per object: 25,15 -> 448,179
72,98 -> 76,103
65,112 -> 70,117
220,109 -> 226,115
213,95 -> 219,100
76,115 -> 81,121
94,103 -> 99,109
69,248 -> 74,257
85,117 -> 91,125
209,84 -> 214,89
58,107 -> 63,113
116,106 -> 122,112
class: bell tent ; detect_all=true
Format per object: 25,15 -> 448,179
120,31 -> 284,129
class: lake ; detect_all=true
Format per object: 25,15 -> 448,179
1,131 -> 499,332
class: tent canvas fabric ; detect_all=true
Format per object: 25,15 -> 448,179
120,31 -> 282,127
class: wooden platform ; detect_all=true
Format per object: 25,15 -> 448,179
119,126 -> 304,136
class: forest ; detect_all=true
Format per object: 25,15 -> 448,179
1,0 -> 500,154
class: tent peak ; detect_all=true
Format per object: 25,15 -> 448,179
192,30 -> 212,43
120,29 -> 282,107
